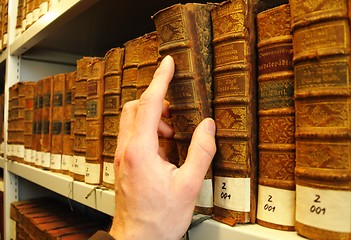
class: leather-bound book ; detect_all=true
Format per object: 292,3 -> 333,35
34,79 -> 45,168
23,81 -> 35,164
7,83 -> 18,161
121,36 -> 140,108
69,71 -> 76,177
136,32 -> 180,167
40,76 -> 53,170
0,93 -> 4,156
102,47 -> 124,189
255,3 -> 295,231
210,0 -> 258,225
72,57 -> 94,181
61,71 -> 75,175
16,82 -> 26,163
50,73 -> 66,173
16,0 -> 24,36
290,0 -> 351,239
31,81 -> 38,166
153,3 -> 215,215
85,58 -> 105,185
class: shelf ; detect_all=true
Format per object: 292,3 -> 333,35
189,219 -> 307,240
6,161 -> 115,216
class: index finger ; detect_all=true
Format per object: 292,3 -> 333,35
134,55 -> 175,139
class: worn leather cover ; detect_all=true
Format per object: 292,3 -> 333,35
121,37 -> 140,108
23,82 -> 35,164
72,57 -> 94,182
50,73 -> 65,172
153,3 -> 214,215
61,71 -> 75,174
102,47 -> 124,189
7,83 -> 19,162
290,0 -> 351,239
256,3 -> 295,231
85,58 -> 105,185
211,0 -> 258,225
34,79 -> 44,168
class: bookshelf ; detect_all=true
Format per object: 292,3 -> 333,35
0,0 -> 313,240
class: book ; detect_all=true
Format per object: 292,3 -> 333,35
290,0 -> 351,239
210,0 -> 258,225
23,81 -> 36,164
16,82 -> 26,163
255,3 -> 295,231
85,57 -> 105,185
69,71 -> 76,177
41,76 -> 54,170
102,47 -> 124,189
72,57 -> 94,181
153,2 -> 215,215
0,93 -> 4,156
7,83 -> 18,162
50,73 -> 66,172
61,71 -> 75,175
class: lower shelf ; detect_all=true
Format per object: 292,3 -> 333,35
6,160 -> 115,216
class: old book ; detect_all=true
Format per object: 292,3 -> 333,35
210,0 -> 258,225
120,36 -> 140,108
102,47 -> 124,189
16,82 -> 26,163
40,76 -> 53,170
7,83 -> 18,161
61,71 -> 75,175
1,0 -> 8,50
255,3 -> 295,231
153,3 -> 214,215
33,80 -> 44,167
290,0 -> 351,239
0,93 -> 4,156
68,71 -> 76,177
50,73 -> 66,172
85,58 -> 105,185
23,82 -> 36,164
16,0 -> 24,36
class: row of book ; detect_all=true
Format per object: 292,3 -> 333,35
3,0 -> 351,239
15,0 -> 52,37
10,197 -> 111,240
0,0 -> 8,51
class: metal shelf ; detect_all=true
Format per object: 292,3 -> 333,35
6,161 -> 115,216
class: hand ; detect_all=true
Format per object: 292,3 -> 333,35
109,55 -> 216,240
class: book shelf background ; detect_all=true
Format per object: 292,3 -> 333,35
0,0 -> 310,239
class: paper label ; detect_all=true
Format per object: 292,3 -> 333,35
61,155 -> 73,172
12,145 -> 18,157
10,219 -> 16,240
72,156 -> 85,175
42,152 -> 51,168
6,144 -> 12,156
0,142 -> 4,155
296,185 -> 351,233
40,2 -> 49,16
18,145 -> 24,158
24,148 -> 32,163
35,151 -> 43,166
26,12 -> 33,27
214,177 -> 251,212
257,185 -> 295,226
196,179 -> 214,208
102,162 -> 115,184
85,163 -> 100,184
31,150 -> 37,164
50,154 -> 62,170
33,8 -> 40,22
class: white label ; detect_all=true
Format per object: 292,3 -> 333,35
61,155 -> 73,172
49,0 -> 60,8
85,163 -> 100,184
257,185 -> 295,226
296,185 -> 351,233
50,154 -> 62,170
12,145 -> 18,157
214,177 -> 251,212
41,152 -> 51,168
196,179 -> 214,208
10,219 -> 16,240
6,144 -> 12,156
0,142 -> 4,154
22,19 -> 27,32
40,2 -> 49,16
72,156 -> 85,175
35,151 -> 43,166
31,150 -> 37,164
102,162 -> 115,184
32,8 -> 40,22
26,12 -> 33,27
18,145 -> 24,158
24,148 -> 32,163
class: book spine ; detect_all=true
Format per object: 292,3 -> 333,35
7,84 -> 17,161
61,71 -> 75,175
121,36 -> 140,108
40,76 -> 53,170
210,0 -> 258,225
85,58 -> 105,185
50,73 -> 66,172
69,71 -> 76,177
102,47 -> 124,189
255,3 -> 295,231
23,82 -> 35,164
72,57 -> 93,181
34,79 -> 44,168
153,3 -> 214,215
290,0 -> 351,239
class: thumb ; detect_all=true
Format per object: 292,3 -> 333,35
181,118 -> 216,185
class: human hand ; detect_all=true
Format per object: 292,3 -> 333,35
109,55 -> 216,240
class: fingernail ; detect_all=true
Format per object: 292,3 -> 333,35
205,118 -> 216,135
